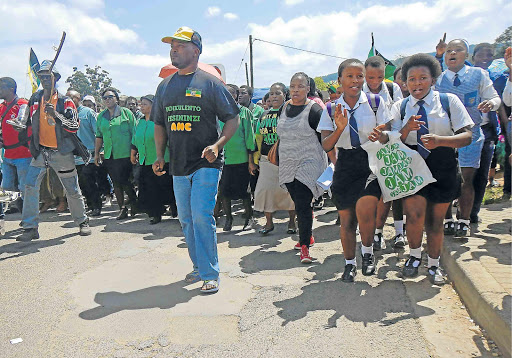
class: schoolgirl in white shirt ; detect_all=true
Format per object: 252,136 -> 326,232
390,53 -> 473,284
318,58 -> 392,282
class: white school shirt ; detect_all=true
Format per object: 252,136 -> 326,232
317,91 -> 391,149
390,90 -> 474,146
363,81 -> 403,109
503,79 -> 512,107
442,65 -> 501,112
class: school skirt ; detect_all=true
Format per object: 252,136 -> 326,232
254,155 -> 295,212
331,147 -> 381,210
103,157 -> 132,186
219,162 -> 251,200
410,146 -> 461,203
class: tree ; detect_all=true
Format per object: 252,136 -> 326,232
65,65 -> 117,104
494,26 -> 512,58
313,76 -> 327,91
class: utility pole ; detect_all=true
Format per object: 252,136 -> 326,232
249,35 -> 254,88
245,62 -> 249,86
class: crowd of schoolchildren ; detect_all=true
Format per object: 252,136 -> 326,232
0,36 -> 511,288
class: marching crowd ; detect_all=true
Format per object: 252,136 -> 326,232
0,26 -> 511,294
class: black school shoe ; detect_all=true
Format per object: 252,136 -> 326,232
373,233 -> 386,250
427,266 -> 446,285
402,256 -> 421,277
361,254 -> 376,276
341,264 -> 357,282
444,221 -> 456,235
455,222 -> 469,238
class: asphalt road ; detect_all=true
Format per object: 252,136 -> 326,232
0,201 -> 498,357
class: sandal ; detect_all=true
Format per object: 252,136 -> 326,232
185,270 -> 201,284
259,225 -> 274,235
200,279 -> 220,294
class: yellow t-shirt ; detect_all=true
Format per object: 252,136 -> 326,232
39,93 -> 58,148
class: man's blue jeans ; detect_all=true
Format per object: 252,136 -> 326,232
22,150 -> 87,230
173,167 -> 221,281
0,156 -> 32,219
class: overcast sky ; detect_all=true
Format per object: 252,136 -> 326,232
1,0 -> 510,98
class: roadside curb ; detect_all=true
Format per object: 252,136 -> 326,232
442,237 -> 512,358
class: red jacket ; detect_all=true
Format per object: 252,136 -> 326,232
0,97 -> 32,159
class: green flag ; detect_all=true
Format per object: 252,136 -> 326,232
368,33 -> 396,81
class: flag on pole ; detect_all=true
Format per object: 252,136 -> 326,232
368,33 -> 396,81
28,48 -> 40,93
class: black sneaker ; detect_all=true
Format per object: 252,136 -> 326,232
455,222 -> 469,238
373,233 -> 386,250
427,266 -> 445,285
392,233 -> 406,248
402,256 -> 421,277
116,207 -> 128,220
341,264 -> 356,282
16,228 -> 39,242
79,219 -> 92,236
313,196 -> 324,210
444,221 -> 455,235
361,253 -> 376,276
90,208 -> 101,217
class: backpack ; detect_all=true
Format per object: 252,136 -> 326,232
400,93 -> 450,121
326,93 -> 381,120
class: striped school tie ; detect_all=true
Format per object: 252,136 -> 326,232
416,100 -> 430,159
348,109 -> 361,148
453,73 -> 461,87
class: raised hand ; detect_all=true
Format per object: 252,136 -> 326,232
504,47 -> 512,71
368,124 -> 388,143
436,32 -> 447,57
334,104 -> 348,131
404,115 -> 425,132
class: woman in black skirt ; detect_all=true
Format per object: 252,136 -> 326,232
130,95 -> 177,224
390,54 -> 472,284
95,88 -> 138,220
318,59 -> 392,282
218,85 -> 256,231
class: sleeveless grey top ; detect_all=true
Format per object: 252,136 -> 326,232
277,100 -> 328,199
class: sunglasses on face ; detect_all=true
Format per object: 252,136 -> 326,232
102,95 -> 115,100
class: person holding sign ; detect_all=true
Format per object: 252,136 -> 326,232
390,53 -> 473,284
318,59 -> 391,282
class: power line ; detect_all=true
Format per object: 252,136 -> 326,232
253,38 -> 348,60
234,42 -> 250,84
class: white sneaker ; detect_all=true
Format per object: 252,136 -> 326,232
0,219 -> 5,236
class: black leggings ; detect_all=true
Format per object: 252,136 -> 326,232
285,179 -> 313,247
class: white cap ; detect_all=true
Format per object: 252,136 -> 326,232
83,95 -> 96,104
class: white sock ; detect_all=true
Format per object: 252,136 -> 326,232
345,258 -> 356,266
374,228 -> 383,242
428,256 -> 440,268
409,247 -> 422,260
459,219 -> 470,225
444,218 -> 454,224
394,220 -> 404,235
361,244 -> 373,256
402,215 -> 406,224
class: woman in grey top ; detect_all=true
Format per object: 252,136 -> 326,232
277,72 -> 329,264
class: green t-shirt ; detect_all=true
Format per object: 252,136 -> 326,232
131,118 -> 170,165
96,106 -> 135,160
250,103 -> 265,132
220,105 -> 255,165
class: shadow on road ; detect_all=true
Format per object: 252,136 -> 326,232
79,280 -> 198,320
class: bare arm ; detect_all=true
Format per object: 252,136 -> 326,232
421,126 -> 472,150
153,124 -> 168,175
202,115 -> 240,163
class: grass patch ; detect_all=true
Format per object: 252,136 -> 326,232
482,185 -> 509,205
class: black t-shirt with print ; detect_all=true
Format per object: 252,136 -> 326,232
257,109 -> 279,156
151,69 -> 239,176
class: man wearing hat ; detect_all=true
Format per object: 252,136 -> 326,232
16,60 -> 91,241
152,26 -> 240,293
82,95 -> 97,113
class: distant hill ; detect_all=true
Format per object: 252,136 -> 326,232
320,45 -> 477,82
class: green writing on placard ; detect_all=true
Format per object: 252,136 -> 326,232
376,143 -> 424,198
